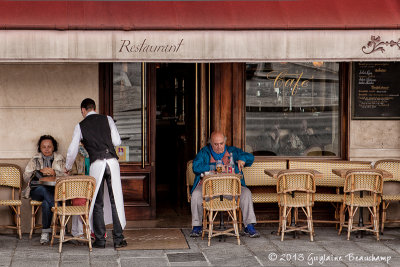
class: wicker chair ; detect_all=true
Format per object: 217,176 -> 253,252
338,170 -> 383,241
201,174 -> 241,246
0,163 -> 23,239
29,200 -> 42,239
374,159 -> 400,233
50,175 -> 96,252
289,160 -> 371,224
277,170 -> 316,241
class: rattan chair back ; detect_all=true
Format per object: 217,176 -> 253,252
0,163 -> 22,189
202,174 -> 241,201
374,159 -> 400,182
0,163 -> 23,239
54,175 -> 96,202
277,170 -> 316,207
343,170 -> 383,195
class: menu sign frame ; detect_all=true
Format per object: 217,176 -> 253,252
352,62 -> 400,120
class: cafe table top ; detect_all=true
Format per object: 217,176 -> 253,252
332,169 -> 393,180
264,169 -> 323,179
40,176 -> 57,186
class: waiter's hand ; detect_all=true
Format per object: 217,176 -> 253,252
64,167 -> 71,175
237,160 -> 245,172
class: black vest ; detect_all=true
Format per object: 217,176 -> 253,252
80,114 -> 118,163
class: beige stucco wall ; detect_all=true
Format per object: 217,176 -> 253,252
350,120 -> 400,163
0,63 -> 98,235
350,119 -> 400,224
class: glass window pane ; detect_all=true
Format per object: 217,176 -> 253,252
113,63 -> 147,162
245,62 -> 340,157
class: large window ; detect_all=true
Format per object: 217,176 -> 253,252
245,62 -> 340,157
113,63 -> 147,162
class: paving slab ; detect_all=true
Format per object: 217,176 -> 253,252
1,227 -> 400,266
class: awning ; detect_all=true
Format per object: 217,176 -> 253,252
1,0 -> 400,30
1,0 -> 400,62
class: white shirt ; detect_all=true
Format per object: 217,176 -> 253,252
65,111 -> 122,170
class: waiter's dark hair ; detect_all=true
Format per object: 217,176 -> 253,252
37,135 -> 58,153
81,98 -> 96,110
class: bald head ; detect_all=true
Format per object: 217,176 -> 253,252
210,131 -> 226,154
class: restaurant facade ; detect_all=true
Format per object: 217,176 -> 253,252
0,0 -> 400,231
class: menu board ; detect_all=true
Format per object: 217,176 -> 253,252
352,62 -> 400,119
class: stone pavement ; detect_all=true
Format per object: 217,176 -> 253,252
1,227 -> 399,267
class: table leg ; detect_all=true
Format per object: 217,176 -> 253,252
291,192 -> 297,239
357,191 -> 364,238
218,195 -> 226,242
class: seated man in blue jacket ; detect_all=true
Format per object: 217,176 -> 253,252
190,131 -> 260,238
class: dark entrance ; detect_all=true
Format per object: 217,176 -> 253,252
155,63 -> 197,220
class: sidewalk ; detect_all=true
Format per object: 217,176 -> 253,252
1,227 -> 399,267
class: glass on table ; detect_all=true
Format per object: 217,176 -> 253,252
216,160 -> 223,173
209,164 -> 216,174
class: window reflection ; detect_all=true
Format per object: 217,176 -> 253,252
245,62 -> 340,157
113,63 -> 146,162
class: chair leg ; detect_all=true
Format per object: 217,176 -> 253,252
347,206 -> 354,241
238,208 -> 243,232
281,206 -> 287,242
307,206 -> 313,242
208,210 -> 213,247
85,214 -> 92,252
338,204 -> 345,235
381,201 -> 387,234
50,211 -> 58,246
277,206 -> 282,235
17,206 -> 21,239
202,209 -> 207,240
232,209 -> 240,245
373,206 -> 379,241
30,205 -> 35,239
59,215 -> 66,253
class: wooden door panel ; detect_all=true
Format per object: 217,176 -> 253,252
121,175 -> 149,205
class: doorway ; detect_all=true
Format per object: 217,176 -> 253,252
155,63 -> 197,218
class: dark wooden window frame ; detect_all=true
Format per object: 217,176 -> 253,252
240,62 -> 350,160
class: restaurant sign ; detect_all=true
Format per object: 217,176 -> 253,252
1,30 -> 400,62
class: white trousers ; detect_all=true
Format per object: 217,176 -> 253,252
71,215 -> 83,237
191,185 -> 257,227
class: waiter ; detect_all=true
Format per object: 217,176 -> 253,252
65,98 -> 127,249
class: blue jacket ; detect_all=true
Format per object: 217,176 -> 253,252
191,145 -> 254,194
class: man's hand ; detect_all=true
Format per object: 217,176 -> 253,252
237,160 -> 245,172
40,167 -> 55,176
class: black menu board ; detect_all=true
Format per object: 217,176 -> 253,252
352,62 -> 400,119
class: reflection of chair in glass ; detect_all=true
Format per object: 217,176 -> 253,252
50,176 -> 96,252
374,159 -> 400,233
338,170 -> 383,241
277,170 -> 315,241
252,151 -> 277,156
201,174 -> 241,246
0,164 -> 22,239
306,150 -> 336,156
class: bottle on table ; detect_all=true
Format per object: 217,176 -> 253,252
228,153 -> 234,173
